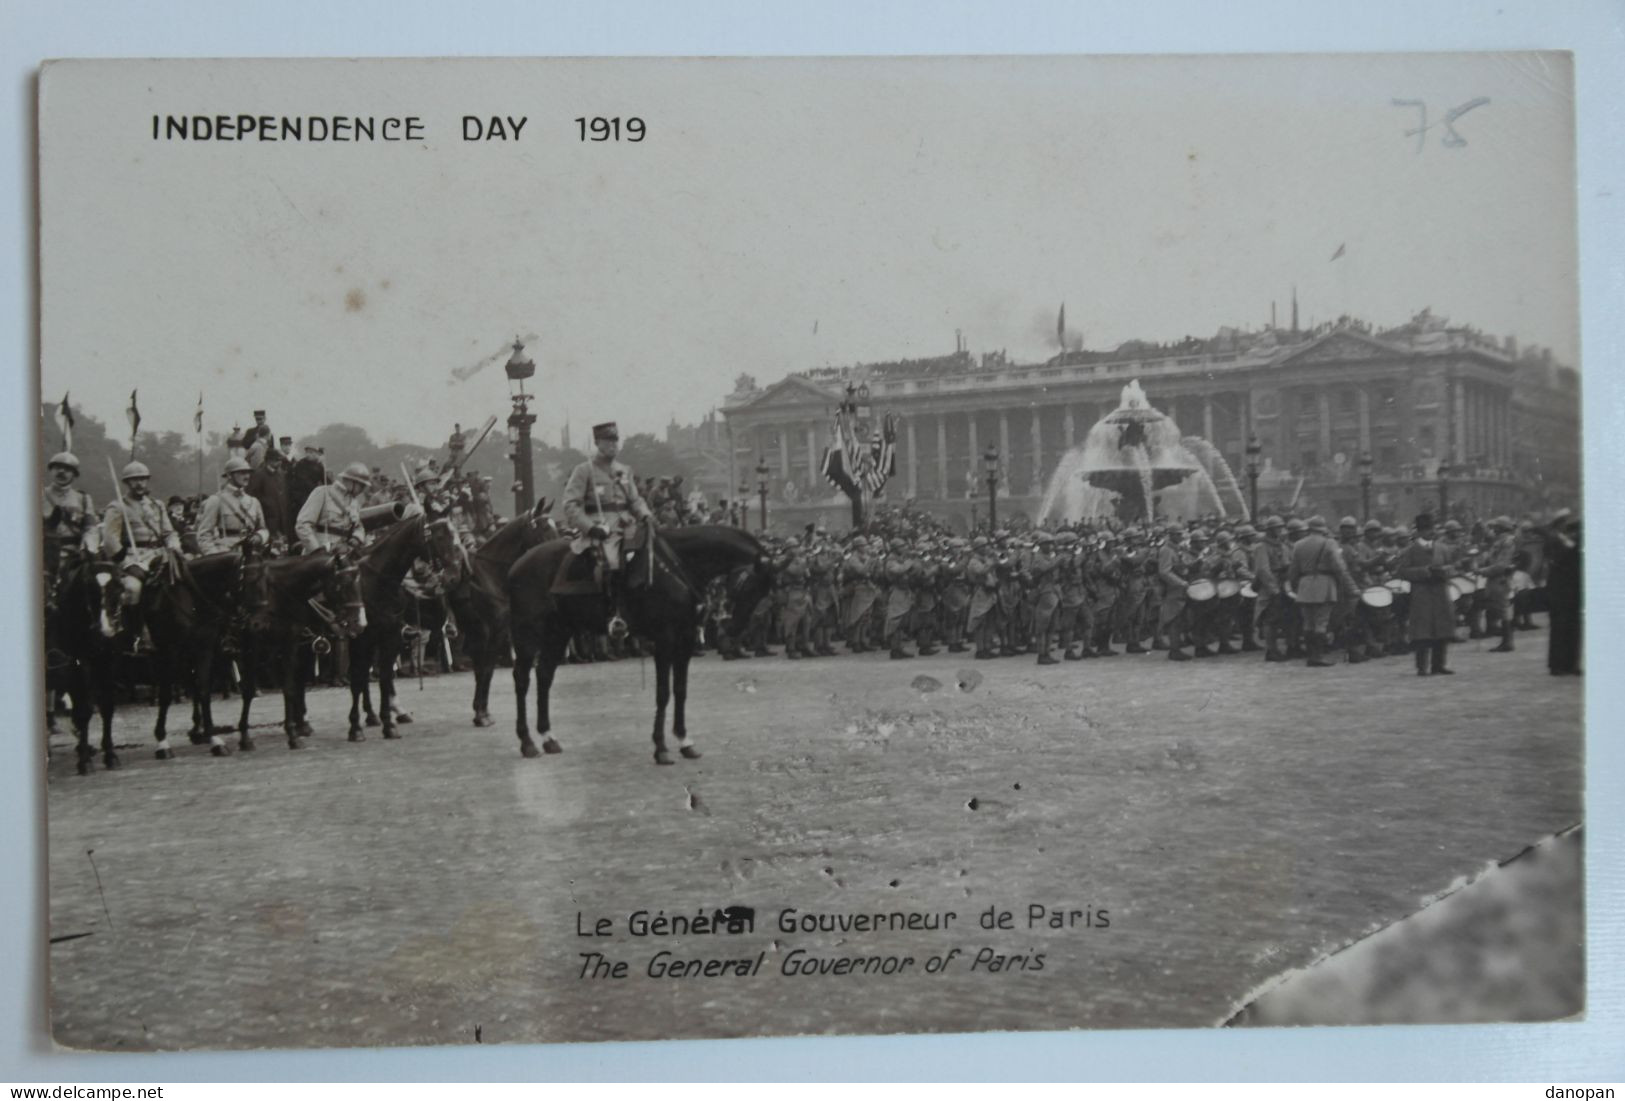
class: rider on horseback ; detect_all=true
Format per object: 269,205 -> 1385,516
295,461 -> 372,554
196,456 -> 271,555
560,422 -> 656,630
43,451 -> 100,610
101,461 -> 183,611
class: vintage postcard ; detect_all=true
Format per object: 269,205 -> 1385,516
37,54 -> 1582,1051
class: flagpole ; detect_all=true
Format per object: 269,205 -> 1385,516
195,392 -> 204,499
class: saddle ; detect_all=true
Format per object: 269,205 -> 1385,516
552,523 -> 655,598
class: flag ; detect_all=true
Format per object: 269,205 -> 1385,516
1330,242 -> 1346,262
126,389 -> 141,441
194,392 -> 204,434
1057,303 -> 1066,348
55,392 -> 74,451
819,412 -> 858,496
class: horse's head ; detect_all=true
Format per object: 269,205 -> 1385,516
91,561 -> 122,640
720,553 -> 776,636
324,550 -> 368,639
424,513 -> 467,577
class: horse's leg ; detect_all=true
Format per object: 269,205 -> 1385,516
362,682 -> 380,727
472,628 -> 494,726
651,641 -> 673,765
673,644 -> 700,760
71,660 -> 95,774
534,627 -> 568,756
380,640 -> 401,739
347,633 -> 367,741
152,644 -> 178,759
236,635 -> 258,750
97,652 -> 120,771
195,642 -> 230,757
512,624 -> 537,756
281,636 -> 304,747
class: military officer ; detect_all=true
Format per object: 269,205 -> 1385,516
560,422 -> 655,572
1251,515 -> 1290,662
882,537 -> 916,659
196,456 -> 271,555
1333,517 -> 1370,663
1394,512 -> 1457,675
965,536 -> 1000,659
1289,515 -> 1357,668
295,461 -> 372,554
102,461 -> 183,609
43,452 -> 100,580
1482,515 -> 1520,653
1029,530 -> 1063,664
940,538 -> 972,654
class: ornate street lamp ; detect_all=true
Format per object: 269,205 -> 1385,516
855,382 -> 872,421
1245,434 -> 1263,520
1358,451 -> 1374,522
1437,460 -> 1452,522
983,444 -> 1000,530
756,458 -> 771,531
736,482 -> 750,528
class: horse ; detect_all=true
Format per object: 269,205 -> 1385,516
141,551 -> 251,759
506,525 -> 774,763
440,506 -> 557,727
345,512 -> 459,741
230,549 -> 367,749
45,553 -> 125,774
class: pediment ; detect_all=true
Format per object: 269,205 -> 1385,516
1277,331 -> 1398,366
731,375 -> 843,412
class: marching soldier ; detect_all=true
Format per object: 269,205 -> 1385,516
840,537 -> 880,654
1394,512 -> 1457,676
1482,515 -> 1520,653
1333,517 -> 1370,663
1289,515 -> 1357,668
1029,530 -> 1063,665
1089,532 -> 1124,657
1156,524 -> 1193,661
808,537 -> 840,656
883,537 -> 916,659
43,452 -> 100,601
1251,515 -> 1290,662
779,545 -> 813,659
196,456 -> 271,555
1056,532 -> 1089,660
940,538 -> 972,654
295,461 -> 372,554
966,536 -> 1000,659
1358,519 -> 1394,659
102,461 -> 183,611
912,543 -> 941,657
1224,526 -> 1260,653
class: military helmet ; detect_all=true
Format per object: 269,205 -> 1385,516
1035,530 -> 1054,544
971,536 -> 989,549
47,451 -> 80,471
1442,519 -> 1463,534
1363,519 -> 1383,533
1233,523 -> 1258,539
1338,515 -> 1359,530
120,460 -> 151,482
1285,517 -> 1307,534
1054,531 -> 1078,546
1306,515 -> 1329,533
340,461 -> 372,488
412,463 -> 438,487
223,456 -> 252,476
1490,515 -> 1514,531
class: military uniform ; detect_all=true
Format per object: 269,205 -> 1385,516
196,464 -> 271,555
841,540 -> 881,652
295,472 -> 367,554
560,422 -> 654,573
1288,516 -> 1357,667
940,539 -> 972,653
1029,532 -> 1062,664
1251,518 -> 1290,661
779,551 -> 813,658
965,540 -> 1000,659
1394,515 -> 1457,675
883,539 -> 916,658
1155,529 -> 1193,661
1481,517 -> 1520,652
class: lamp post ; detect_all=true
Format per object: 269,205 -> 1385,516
756,458 -> 770,532
736,483 -> 750,528
1245,435 -> 1262,520
504,338 -> 538,514
983,444 -> 1000,530
1358,451 -> 1374,522
1437,460 -> 1452,522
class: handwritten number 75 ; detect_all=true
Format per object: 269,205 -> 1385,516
1391,98 -> 1489,153
576,117 -> 645,142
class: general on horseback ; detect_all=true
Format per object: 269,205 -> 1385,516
559,420 -> 656,630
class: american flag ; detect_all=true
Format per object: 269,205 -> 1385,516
55,392 -> 74,450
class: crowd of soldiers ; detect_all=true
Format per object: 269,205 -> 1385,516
717,508 -> 1566,677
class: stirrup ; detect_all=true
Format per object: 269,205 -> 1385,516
607,615 -> 630,641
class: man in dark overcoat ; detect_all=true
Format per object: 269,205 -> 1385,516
1393,512 -> 1457,676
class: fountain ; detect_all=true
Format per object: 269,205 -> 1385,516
1038,380 -> 1248,524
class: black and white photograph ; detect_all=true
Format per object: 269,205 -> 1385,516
35,53 -> 1584,1052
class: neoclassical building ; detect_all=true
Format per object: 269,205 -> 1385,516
718,311 -> 1580,532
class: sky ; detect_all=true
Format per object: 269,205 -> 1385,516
39,52 -> 1579,450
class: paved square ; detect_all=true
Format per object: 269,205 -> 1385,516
46,629 -> 1581,1049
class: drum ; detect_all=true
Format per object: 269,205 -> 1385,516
1384,578 -> 1411,595
1185,579 -> 1217,602
1511,569 -> 1534,593
1239,581 -> 1257,599
1360,586 -> 1394,609
1473,573 -> 1488,592
1215,579 -> 1240,599
1448,576 -> 1475,602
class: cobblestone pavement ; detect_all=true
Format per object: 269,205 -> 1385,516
45,626 -> 1582,1050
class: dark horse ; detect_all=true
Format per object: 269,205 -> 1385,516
234,550 -> 367,748
506,525 -> 774,763
346,513 -> 458,741
441,506 -> 557,727
45,554 -> 124,774
144,549 -> 366,755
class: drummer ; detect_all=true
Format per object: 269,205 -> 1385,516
1356,519 -> 1394,660
1334,517 -> 1371,664
1225,525 -> 1261,653
1155,523 -> 1194,661
1184,528 -> 1219,658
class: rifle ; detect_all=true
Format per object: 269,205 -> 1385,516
435,415 -> 498,489
106,457 -> 137,555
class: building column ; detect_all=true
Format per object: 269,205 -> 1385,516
936,415 -> 948,499
778,428 -> 790,484
1357,387 -> 1371,455
998,409 -> 1011,495
806,424 -> 819,489
966,414 -> 978,499
1030,408 -> 1043,492
1462,379 -> 1475,464
1202,396 -> 1214,444
906,418 -> 919,499
1317,389 -> 1332,461
1063,405 -> 1076,449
